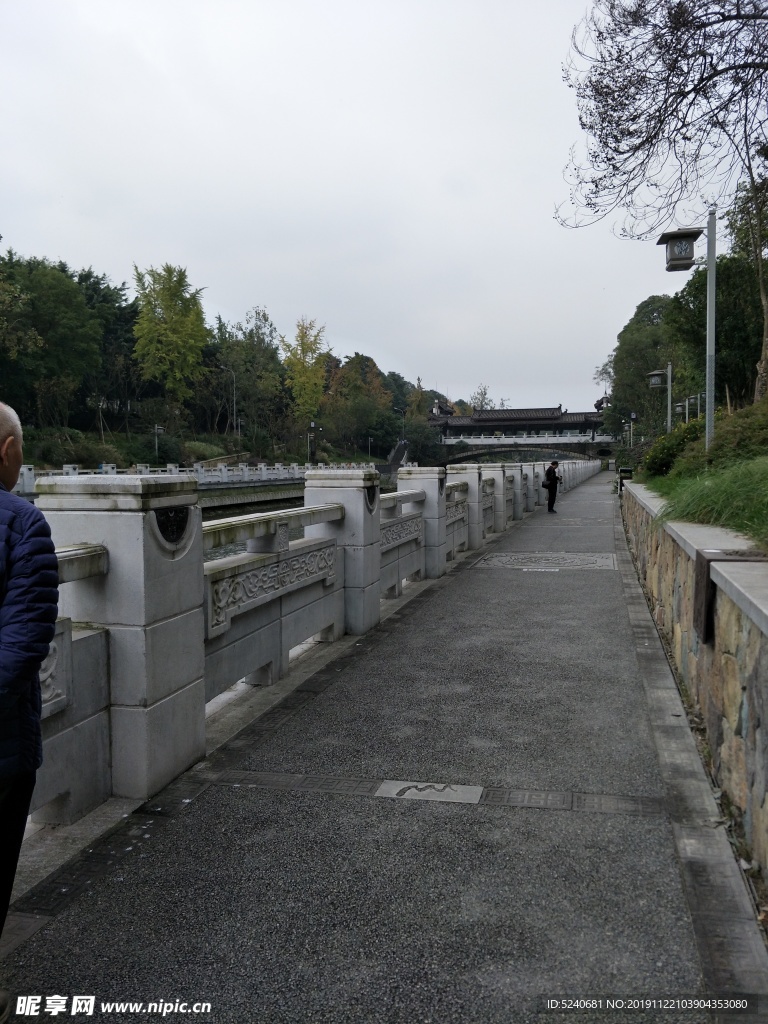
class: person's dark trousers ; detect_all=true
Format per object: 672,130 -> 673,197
547,486 -> 557,512
0,772 -> 35,937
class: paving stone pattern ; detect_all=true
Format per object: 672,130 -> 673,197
3,473 -> 767,1023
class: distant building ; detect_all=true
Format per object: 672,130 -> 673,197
429,403 -> 606,441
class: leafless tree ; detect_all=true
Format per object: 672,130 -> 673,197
559,1 -> 768,396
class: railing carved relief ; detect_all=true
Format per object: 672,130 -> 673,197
205,541 -> 337,638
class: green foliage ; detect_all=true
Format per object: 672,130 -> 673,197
0,259 -> 43,359
280,317 -> 328,425
25,428 -> 128,469
0,252 -> 103,424
133,264 -> 209,402
469,383 -> 491,409
665,255 -> 763,407
76,268 -> 139,432
599,295 -> 673,437
381,372 -> 412,411
321,352 -> 391,449
402,418 -> 443,464
182,440 -> 227,461
642,419 -> 707,476
658,458 -> 768,552
664,400 -> 768,480
2,242 -> 447,462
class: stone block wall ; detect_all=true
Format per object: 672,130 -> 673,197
623,482 -> 768,869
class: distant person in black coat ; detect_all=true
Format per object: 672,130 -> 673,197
544,461 -> 562,513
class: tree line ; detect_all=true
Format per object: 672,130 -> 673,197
0,245 -> 474,464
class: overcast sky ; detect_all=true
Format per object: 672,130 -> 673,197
1,0 -> 702,412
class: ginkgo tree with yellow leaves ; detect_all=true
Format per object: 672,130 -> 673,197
132,263 -> 210,405
279,316 -> 328,427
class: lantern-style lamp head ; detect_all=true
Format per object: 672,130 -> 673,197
647,370 -> 666,388
656,227 -> 704,271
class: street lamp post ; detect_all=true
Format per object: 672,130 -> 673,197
393,407 -> 405,441
219,365 -> 237,437
153,424 -> 166,462
705,207 -> 717,449
657,210 -> 716,448
307,421 -> 322,463
647,362 -> 672,434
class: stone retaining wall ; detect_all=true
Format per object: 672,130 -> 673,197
622,482 -> 768,869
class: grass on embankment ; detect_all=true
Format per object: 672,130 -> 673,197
644,457 -> 768,552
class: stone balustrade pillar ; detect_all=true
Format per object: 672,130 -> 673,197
446,464 -> 485,549
481,465 -> 507,534
520,465 -> 537,512
303,468 -> 381,635
503,464 -> 525,520
36,475 -> 205,801
397,466 -> 446,578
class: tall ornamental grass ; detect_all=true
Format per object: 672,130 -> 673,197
658,457 -> 768,551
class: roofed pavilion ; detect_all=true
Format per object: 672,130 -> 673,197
428,403 -> 606,441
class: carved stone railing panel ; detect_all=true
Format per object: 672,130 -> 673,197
205,539 -> 337,638
446,501 -> 467,525
40,618 -> 72,719
380,513 -> 423,553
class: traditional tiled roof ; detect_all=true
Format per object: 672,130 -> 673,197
471,407 -> 562,421
560,411 -> 603,424
429,406 -> 602,426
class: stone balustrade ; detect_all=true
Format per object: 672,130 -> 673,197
622,482 -> 768,872
13,461 -> 379,496
30,459 -> 600,824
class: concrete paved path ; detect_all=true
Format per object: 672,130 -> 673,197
3,472 -> 768,1022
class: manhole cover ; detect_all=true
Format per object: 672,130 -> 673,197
474,552 -> 617,570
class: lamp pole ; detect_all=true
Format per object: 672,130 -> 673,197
647,366 -> 672,433
394,407 -> 405,441
666,361 -> 672,435
705,206 -> 716,449
657,215 -> 715,448
220,365 -> 237,437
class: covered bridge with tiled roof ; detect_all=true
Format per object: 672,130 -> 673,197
429,404 -> 607,441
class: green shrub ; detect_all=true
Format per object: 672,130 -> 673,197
26,429 -> 129,469
703,398 -> 768,468
642,419 -> 706,476
182,441 -> 227,462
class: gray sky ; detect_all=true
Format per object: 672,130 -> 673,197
1,0 -> 697,412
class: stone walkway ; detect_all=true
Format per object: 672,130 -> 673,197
3,472 -> 768,1023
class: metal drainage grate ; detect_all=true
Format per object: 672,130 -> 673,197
473,552 -> 617,571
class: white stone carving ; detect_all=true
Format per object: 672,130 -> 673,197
277,522 -> 290,551
39,621 -> 72,718
446,501 -> 467,525
381,517 -> 422,552
40,641 -> 62,704
208,544 -> 336,636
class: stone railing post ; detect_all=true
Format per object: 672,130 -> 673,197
303,468 -> 381,634
446,464 -> 484,549
503,464 -> 525,520
397,466 -> 446,578
36,475 -> 205,801
481,464 -> 508,534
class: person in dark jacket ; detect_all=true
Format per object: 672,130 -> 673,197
544,460 -> 562,513
0,403 -> 58,1014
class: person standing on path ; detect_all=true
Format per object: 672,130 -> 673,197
544,460 -> 562,513
0,403 -> 58,1024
